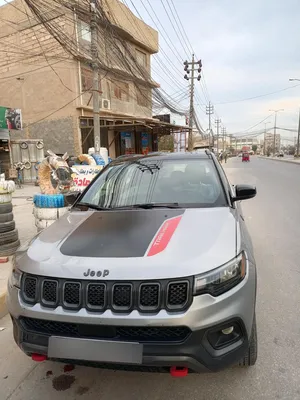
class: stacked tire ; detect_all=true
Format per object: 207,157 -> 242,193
33,194 -> 69,232
0,181 -> 20,257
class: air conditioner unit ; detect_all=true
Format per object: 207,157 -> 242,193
101,99 -> 111,110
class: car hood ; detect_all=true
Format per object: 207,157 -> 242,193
20,208 -> 237,280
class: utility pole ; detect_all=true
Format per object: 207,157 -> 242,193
184,56 -> 202,151
221,127 -> 226,151
269,109 -> 284,156
215,118 -> 221,155
91,0 -> 101,154
206,102 -> 214,149
263,122 -> 270,155
297,108 -> 300,157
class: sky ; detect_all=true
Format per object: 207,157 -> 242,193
1,0 -> 300,142
123,0 -> 300,142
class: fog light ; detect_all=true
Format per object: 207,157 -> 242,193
222,326 -> 234,335
207,322 -> 243,350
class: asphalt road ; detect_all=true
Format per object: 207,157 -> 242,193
1,156 -> 300,400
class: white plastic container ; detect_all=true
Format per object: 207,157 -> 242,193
100,147 -> 109,165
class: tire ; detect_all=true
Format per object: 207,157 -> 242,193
24,161 -> 32,170
0,193 -> 12,204
33,194 -> 65,208
20,141 -> 28,149
33,206 -> 69,220
0,180 -> 15,194
0,229 -> 18,245
14,115 -> 21,130
0,212 -> 13,223
36,141 -> 44,150
0,220 -> 15,233
0,203 -> 12,214
239,314 -> 257,367
0,239 -> 20,257
35,219 -> 56,230
92,154 -> 105,166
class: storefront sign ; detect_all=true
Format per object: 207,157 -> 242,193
0,107 -> 22,130
141,132 -> 149,154
71,165 -> 103,190
121,132 -> 135,154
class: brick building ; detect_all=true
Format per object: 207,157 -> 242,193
0,0 -> 184,158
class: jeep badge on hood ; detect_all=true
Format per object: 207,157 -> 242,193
83,269 -> 110,277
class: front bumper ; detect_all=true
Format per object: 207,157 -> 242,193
7,264 -> 256,372
11,316 -> 249,372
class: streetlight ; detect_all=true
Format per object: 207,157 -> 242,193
269,109 -> 284,156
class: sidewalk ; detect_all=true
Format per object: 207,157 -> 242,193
0,184 -> 38,319
259,155 -> 300,165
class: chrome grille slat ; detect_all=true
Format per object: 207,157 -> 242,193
20,274 -> 192,313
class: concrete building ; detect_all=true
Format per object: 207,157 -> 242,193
0,0 -> 181,158
229,137 -> 261,152
263,133 -> 281,154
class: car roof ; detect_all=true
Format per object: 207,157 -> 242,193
112,150 -> 212,164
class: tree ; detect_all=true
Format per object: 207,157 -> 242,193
252,144 -> 258,153
158,135 -> 174,152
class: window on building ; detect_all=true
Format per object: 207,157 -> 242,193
81,67 -> 101,92
136,86 -> 151,108
111,80 -> 129,102
79,20 -> 91,42
136,49 -> 147,67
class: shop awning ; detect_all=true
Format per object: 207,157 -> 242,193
78,112 -> 190,134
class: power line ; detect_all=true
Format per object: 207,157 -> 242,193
160,0 -> 190,57
215,84 -> 300,105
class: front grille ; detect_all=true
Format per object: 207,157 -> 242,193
20,317 -> 191,343
23,277 -> 37,302
168,282 -> 189,308
87,283 -> 106,309
113,284 -> 132,308
21,274 -> 192,314
140,284 -> 159,308
42,280 -> 58,305
64,282 -> 81,307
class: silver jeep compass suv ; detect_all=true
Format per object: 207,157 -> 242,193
7,151 -> 257,374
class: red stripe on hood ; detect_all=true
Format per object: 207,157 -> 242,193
147,216 -> 182,257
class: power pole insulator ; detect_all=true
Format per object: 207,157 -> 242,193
183,55 -> 203,151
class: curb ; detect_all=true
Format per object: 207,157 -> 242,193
0,292 -> 7,319
259,156 -> 300,166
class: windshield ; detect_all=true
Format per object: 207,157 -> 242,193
78,158 -> 227,208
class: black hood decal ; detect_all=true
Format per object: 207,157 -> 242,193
60,209 -> 185,258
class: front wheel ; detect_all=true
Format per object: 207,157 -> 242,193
239,314 -> 257,366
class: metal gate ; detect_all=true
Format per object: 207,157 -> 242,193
10,139 -> 44,183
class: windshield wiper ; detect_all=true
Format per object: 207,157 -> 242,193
112,203 -> 180,209
74,202 -> 111,211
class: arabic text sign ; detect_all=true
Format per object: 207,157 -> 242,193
72,165 -> 103,190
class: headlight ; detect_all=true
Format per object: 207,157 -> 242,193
11,268 -> 22,288
194,252 -> 247,297
10,256 -> 22,288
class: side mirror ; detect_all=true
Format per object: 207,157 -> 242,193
65,191 -> 81,206
232,184 -> 256,202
